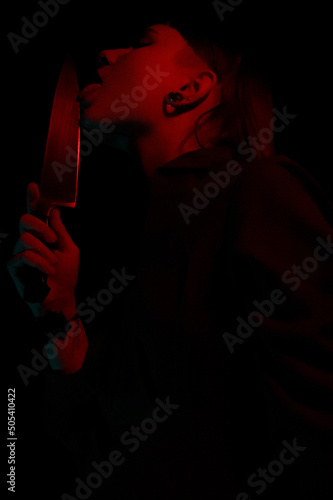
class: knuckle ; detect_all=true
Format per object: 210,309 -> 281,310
20,232 -> 31,245
20,213 -> 39,232
23,250 -> 35,263
22,250 -> 31,261
19,214 -> 29,225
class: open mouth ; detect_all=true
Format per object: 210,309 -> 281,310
78,72 -> 102,104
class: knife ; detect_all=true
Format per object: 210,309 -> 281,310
23,55 -> 80,303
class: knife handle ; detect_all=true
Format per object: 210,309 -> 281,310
22,202 -> 53,303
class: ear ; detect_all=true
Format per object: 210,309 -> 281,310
167,70 -> 218,107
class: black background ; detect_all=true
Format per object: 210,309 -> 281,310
2,1 -> 329,499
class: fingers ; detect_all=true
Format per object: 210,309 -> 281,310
19,214 -> 57,244
14,232 -> 58,265
7,250 -> 56,278
20,208 -> 76,253
49,208 -> 77,252
8,230 -> 58,282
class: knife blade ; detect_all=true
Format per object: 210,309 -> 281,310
23,55 -> 80,303
38,55 -> 81,215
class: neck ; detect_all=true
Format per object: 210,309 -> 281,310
133,115 -> 204,177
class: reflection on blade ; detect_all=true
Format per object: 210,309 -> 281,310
39,55 -> 80,208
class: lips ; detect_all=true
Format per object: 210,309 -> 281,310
78,83 -> 102,102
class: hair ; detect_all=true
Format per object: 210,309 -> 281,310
185,36 -> 275,159
164,14 -> 276,160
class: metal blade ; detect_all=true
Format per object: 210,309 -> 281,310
39,55 -> 80,209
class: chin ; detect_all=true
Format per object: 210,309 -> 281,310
79,108 -> 100,131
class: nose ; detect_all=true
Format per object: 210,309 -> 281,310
98,48 -> 133,66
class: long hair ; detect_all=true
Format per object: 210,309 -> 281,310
165,12 -> 275,160
185,36 -> 276,159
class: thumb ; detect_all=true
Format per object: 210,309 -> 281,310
48,208 -> 73,250
27,182 -> 40,214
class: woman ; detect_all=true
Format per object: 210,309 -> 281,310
7,18 -> 333,500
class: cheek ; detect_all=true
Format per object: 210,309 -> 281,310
82,53 -> 179,124
95,76 -> 170,121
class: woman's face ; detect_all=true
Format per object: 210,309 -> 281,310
79,24 -> 206,132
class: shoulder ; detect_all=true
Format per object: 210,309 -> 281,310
233,155 -> 314,195
227,155 -> 333,223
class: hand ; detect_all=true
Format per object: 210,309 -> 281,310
7,183 -> 79,318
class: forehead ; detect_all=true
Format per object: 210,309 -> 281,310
146,24 -> 187,45
146,24 -> 205,68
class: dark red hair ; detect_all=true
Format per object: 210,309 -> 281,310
164,12 -> 275,159
184,34 -> 275,159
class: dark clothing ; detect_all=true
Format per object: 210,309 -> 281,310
43,147 -> 333,499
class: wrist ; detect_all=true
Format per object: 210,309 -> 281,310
29,294 -> 77,321
60,299 -> 77,321
34,304 -> 78,341
46,316 -> 88,374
